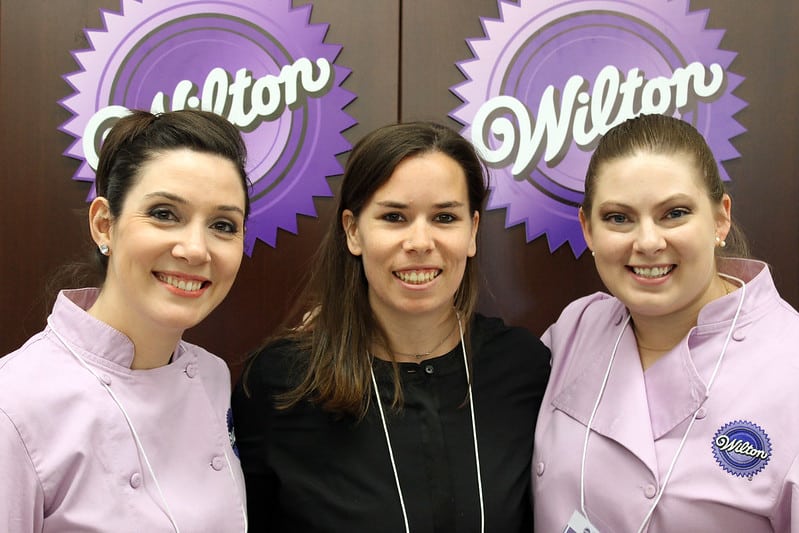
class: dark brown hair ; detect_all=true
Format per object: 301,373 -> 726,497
94,109 -> 250,271
583,113 -> 748,257
48,109 -> 250,300
249,121 -> 489,418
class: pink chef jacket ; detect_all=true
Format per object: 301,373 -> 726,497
534,258 -> 799,532
0,288 -> 247,533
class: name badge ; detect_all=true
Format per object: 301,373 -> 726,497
563,510 -> 601,533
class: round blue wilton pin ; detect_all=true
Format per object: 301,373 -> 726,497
712,420 -> 771,478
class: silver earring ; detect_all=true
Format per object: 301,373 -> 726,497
99,243 -> 110,256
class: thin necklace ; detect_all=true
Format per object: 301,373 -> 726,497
721,275 -> 733,295
370,313 -> 485,533
390,318 -> 458,360
635,342 -> 672,352
636,275 -> 734,352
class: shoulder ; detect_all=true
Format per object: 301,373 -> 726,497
240,337 -> 306,392
472,313 -> 535,345
232,338 -> 306,422
542,292 -> 623,346
469,315 -> 551,398
182,342 -> 230,379
557,291 -> 620,321
0,332 -> 97,454
471,313 -> 550,363
716,259 -> 799,341
0,331 -> 75,407
177,342 -> 233,405
0,336 -> 39,376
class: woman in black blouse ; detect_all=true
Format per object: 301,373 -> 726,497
233,122 -> 551,532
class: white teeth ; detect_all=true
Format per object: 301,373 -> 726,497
632,266 -> 673,278
395,270 -> 439,284
158,274 -> 203,292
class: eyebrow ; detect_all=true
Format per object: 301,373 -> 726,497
597,193 -> 695,211
375,200 -> 467,209
144,191 -> 246,217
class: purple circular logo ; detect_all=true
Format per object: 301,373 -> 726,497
60,0 -> 355,254
712,420 -> 772,478
451,0 -> 746,255
227,407 -> 239,458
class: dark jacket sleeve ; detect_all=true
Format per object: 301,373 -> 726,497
472,314 -> 551,532
231,343 -> 289,532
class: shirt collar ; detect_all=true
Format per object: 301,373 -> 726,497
48,288 -> 137,368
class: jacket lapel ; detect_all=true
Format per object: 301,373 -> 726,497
552,322 -> 659,476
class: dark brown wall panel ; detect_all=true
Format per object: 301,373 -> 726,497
400,0 -> 605,334
2,0 -> 797,378
0,1 -> 399,380
689,1 -> 799,305
185,0 -> 400,380
1,0 -> 121,352
400,0 -> 799,335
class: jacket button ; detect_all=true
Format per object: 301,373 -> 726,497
100,374 -> 112,386
535,462 -> 545,476
184,363 -> 198,378
695,407 -> 707,419
644,484 -> 657,499
732,329 -> 746,341
424,365 -> 434,375
129,472 -> 142,489
211,456 -> 226,471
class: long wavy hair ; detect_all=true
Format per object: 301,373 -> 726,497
247,121 -> 489,418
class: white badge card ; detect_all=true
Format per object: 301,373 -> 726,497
563,510 -> 602,533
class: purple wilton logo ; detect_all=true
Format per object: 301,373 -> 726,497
227,407 -> 238,458
60,0 -> 355,254
712,420 -> 771,479
451,0 -> 746,255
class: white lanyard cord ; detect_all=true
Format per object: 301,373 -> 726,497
580,274 -> 747,532
370,367 -> 411,533
48,318 -> 181,533
579,313 -> 630,519
635,274 -> 746,532
370,313 -> 485,533
459,313 -> 486,533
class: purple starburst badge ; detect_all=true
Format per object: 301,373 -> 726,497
451,0 -> 746,256
60,0 -> 356,254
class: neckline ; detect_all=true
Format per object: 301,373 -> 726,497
369,313 -> 485,533
371,342 -> 464,379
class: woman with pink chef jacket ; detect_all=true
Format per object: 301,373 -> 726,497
533,114 -> 799,532
0,110 -> 249,532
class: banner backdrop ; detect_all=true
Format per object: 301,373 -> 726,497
1,0 -> 796,376
60,0 -> 355,253
452,0 -> 745,255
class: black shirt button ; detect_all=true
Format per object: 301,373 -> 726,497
424,364 -> 434,375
